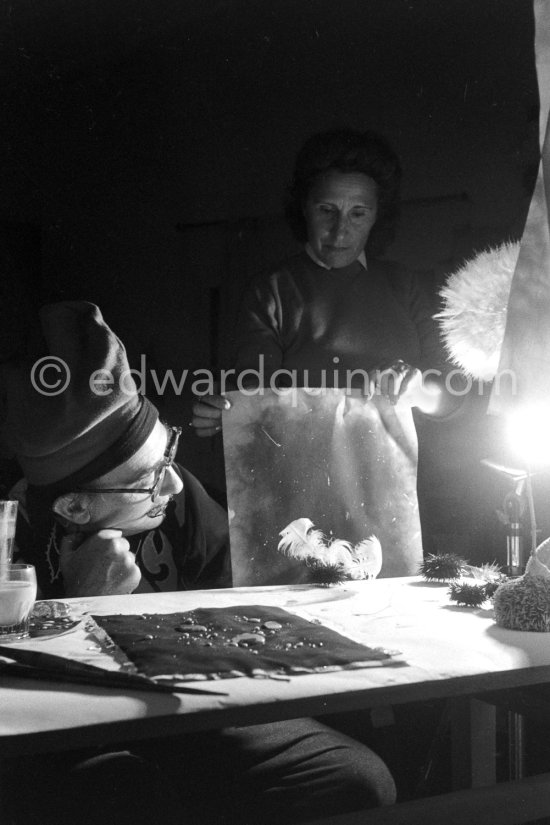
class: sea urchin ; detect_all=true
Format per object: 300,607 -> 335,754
419,553 -> 467,582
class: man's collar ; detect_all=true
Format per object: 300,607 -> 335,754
305,243 -> 367,270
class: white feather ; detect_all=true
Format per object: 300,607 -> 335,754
278,518 -> 327,561
345,536 -> 383,580
324,539 -> 353,567
278,519 -> 383,580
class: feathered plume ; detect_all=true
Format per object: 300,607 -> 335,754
278,518 -> 382,582
346,538 -> 383,580
278,518 -> 331,563
436,241 -> 519,381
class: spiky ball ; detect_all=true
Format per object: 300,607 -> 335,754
474,562 -> 504,582
448,582 -> 489,607
484,579 -> 505,600
419,553 -> 467,582
307,561 -> 346,587
437,241 -> 519,381
494,576 -> 550,632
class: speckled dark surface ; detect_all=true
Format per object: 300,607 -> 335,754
93,605 -> 391,680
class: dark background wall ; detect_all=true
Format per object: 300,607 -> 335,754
0,0 -> 542,566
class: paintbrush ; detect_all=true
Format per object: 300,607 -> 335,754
0,645 -> 227,696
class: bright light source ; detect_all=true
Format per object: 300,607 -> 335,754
507,405 -> 550,468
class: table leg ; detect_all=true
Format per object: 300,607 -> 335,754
507,711 -> 526,781
450,696 -> 497,789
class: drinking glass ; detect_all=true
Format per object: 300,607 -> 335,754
0,500 -> 18,565
0,564 -> 37,640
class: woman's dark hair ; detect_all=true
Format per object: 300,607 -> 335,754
284,128 -> 402,256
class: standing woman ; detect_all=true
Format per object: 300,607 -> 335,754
193,129 -> 463,576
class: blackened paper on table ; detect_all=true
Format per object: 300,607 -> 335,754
93,605 -> 392,681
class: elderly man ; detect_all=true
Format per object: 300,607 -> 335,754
2,302 -> 395,825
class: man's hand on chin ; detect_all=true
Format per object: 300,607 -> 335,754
59,529 -> 141,597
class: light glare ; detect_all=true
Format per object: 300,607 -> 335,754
507,406 -> 550,468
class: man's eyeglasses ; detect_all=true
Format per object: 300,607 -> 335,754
76,425 -> 182,503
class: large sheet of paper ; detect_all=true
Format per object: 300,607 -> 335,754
222,389 -> 422,585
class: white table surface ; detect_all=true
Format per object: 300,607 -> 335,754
2,577 -> 550,758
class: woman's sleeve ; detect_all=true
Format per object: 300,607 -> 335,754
405,271 -> 454,374
407,271 -> 470,417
